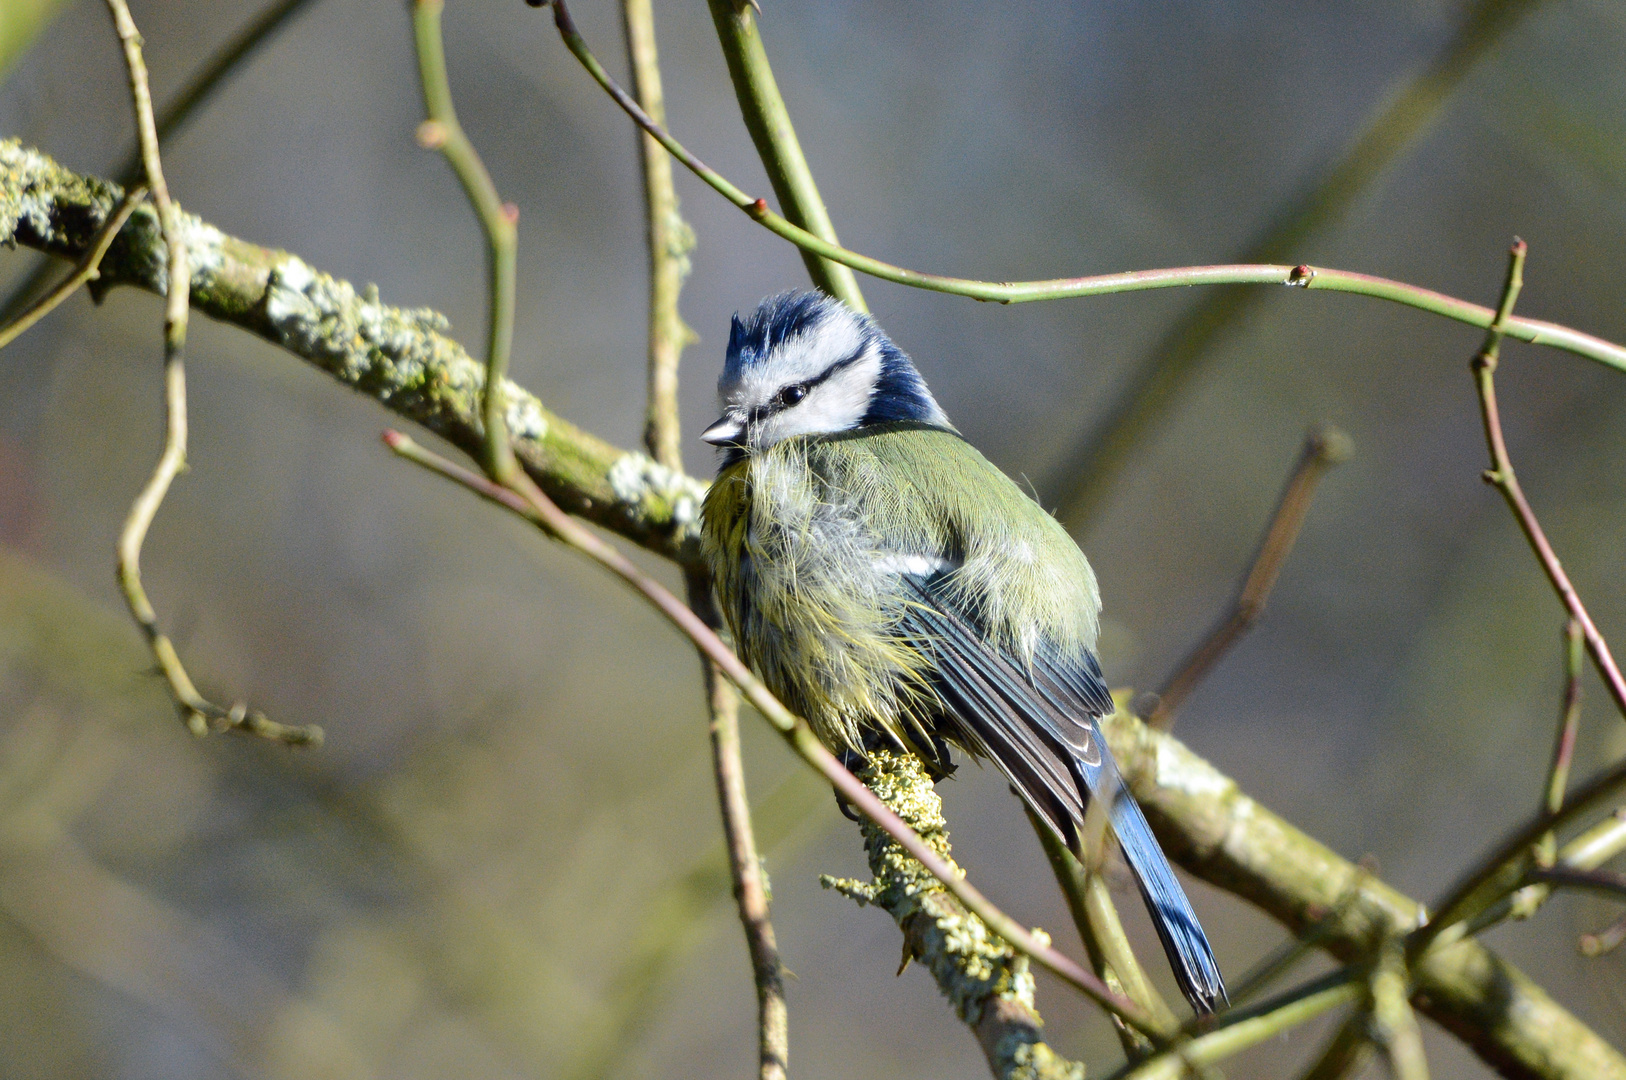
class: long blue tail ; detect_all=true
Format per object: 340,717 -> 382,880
1083,724 -> 1227,1013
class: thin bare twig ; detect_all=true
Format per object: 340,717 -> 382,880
1537,620 -> 1586,866
703,647 -> 789,1080
412,0 -> 519,484
1,0 -> 322,324
380,429 -> 1172,1040
0,186 -> 145,351
104,0 -> 318,746
534,0 -> 1626,375
1471,241 -> 1626,718
621,0 -> 786,1070
624,0 -> 697,473
1148,424 -> 1352,728
1526,865 -> 1626,903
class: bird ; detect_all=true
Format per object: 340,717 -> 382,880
698,290 -> 1226,1014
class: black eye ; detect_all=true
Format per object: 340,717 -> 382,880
777,383 -> 808,408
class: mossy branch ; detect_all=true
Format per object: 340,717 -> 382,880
0,139 -> 706,564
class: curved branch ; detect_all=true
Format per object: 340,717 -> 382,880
541,0 -> 1626,375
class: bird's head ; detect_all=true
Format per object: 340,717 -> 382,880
701,291 -> 951,456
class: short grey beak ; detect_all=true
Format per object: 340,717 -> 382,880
700,414 -> 744,446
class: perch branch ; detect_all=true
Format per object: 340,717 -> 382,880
1147,423 -> 1351,728
103,0 -> 318,745
539,0 -> 1626,374
700,0 -> 865,310
824,752 -> 1084,1080
1470,242 -> 1626,717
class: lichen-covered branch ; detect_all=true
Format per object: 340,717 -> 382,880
0,139 -> 705,564
1097,708 -> 1626,1080
821,750 -> 1082,1080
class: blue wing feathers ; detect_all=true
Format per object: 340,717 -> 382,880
899,574 -> 1227,1013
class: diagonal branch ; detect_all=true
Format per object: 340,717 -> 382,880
1148,424 -> 1351,729
0,139 -> 706,563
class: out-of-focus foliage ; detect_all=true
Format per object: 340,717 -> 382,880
2,1 -> 1626,1077
0,0 -> 68,82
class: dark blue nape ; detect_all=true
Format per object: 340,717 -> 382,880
860,340 -> 940,426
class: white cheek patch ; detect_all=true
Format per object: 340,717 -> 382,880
757,347 -> 882,445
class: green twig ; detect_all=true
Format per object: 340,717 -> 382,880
0,185 -> 144,350
381,430 -> 1171,1040
1462,807 -> 1626,933
1148,424 -> 1352,729
1408,748 -> 1626,961
412,0 -> 520,484
1470,241 -> 1626,718
1029,808 -> 1176,1056
1105,969 -> 1362,1080
1369,944 -> 1429,1080
104,0 -> 317,745
702,0 -> 864,310
1,0 -> 321,323
537,0 -> 1626,373
1039,0 -> 1546,527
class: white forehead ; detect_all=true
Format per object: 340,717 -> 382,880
721,307 -> 870,406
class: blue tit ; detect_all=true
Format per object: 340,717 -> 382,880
699,291 -> 1226,1014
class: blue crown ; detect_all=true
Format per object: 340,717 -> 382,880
723,291 -> 949,428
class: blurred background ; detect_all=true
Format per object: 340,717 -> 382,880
2,0 -> 1626,1076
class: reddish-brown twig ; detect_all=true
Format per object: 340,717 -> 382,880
1149,424 -> 1351,729
1471,241 -> 1626,718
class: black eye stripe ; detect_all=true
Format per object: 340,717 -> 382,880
767,347 -> 868,413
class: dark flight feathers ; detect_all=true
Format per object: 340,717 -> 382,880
898,573 -> 1227,1014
